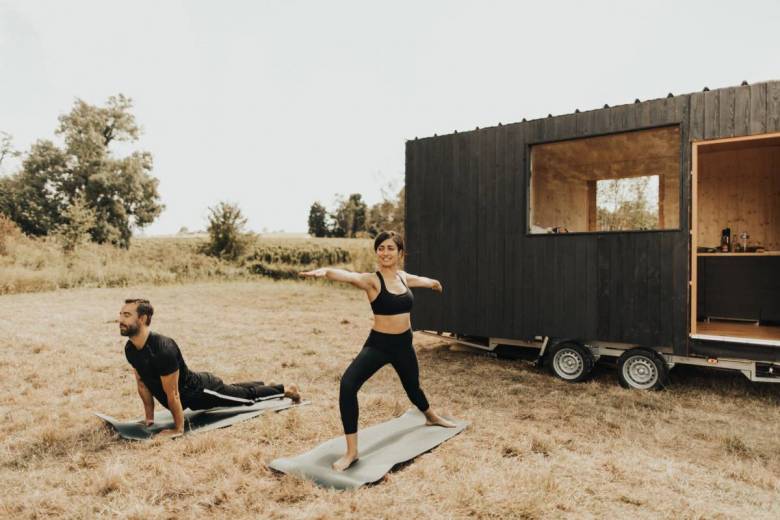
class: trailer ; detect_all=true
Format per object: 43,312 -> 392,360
405,80 -> 780,389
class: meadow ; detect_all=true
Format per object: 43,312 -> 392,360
0,231 -> 373,295
1,279 -> 780,519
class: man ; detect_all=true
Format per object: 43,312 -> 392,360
119,298 -> 300,436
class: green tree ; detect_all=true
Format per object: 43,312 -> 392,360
55,194 -> 97,253
204,201 -> 249,260
331,193 -> 367,238
596,176 -> 657,231
0,140 -> 70,236
0,95 -> 163,247
366,185 -> 405,237
307,201 -> 328,237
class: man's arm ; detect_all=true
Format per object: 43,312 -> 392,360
159,370 -> 184,435
133,369 -> 155,426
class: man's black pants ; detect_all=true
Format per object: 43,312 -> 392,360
184,372 -> 284,410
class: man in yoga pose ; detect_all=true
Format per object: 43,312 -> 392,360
300,231 -> 455,471
119,298 -> 300,436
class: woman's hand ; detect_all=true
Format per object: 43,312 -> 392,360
431,279 -> 443,293
300,268 -> 328,279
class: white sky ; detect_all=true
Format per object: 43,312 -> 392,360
1,0 -> 778,234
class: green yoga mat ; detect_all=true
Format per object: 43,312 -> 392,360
269,409 -> 467,489
96,396 -> 305,441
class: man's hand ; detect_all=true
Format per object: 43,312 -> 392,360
160,370 -> 185,434
431,279 -> 443,293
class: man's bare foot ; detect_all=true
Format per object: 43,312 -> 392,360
425,412 -> 457,428
332,452 -> 359,472
284,384 -> 301,403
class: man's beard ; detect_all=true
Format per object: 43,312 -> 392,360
120,323 -> 140,337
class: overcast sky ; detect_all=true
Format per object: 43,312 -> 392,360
1,0 -> 778,234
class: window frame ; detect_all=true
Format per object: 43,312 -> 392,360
525,123 -> 684,237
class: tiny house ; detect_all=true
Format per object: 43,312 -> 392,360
405,80 -> 780,389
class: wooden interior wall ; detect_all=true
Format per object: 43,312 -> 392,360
406,80 -> 780,355
697,144 -> 780,250
530,162 -> 589,231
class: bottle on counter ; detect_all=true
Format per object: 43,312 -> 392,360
720,228 -> 731,252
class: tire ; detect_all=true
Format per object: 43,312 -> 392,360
545,341 -> 595,382
617,348 -> 669,390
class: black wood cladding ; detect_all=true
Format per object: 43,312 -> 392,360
406,81 -> 780,355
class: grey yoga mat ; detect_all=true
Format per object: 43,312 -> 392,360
269,409 -> 467,489
96,396 -> 305,441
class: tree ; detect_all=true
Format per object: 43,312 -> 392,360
596,176 -> 658,231
203,201 -> 249,260
365,185 -> 405,237
307,201 -> 328,237
0,213 -> 21,256
331,193 -> 367,238
0,95 -> 163,247
393,186 -> 405,233
1,140 -> 71,237
55,194 -> 97,253
0,131 -> 20,169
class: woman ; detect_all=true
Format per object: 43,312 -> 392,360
300,231 -> 455,471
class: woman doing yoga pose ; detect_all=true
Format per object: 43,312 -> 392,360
300,231 -> 455,471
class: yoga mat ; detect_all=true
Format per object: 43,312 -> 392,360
269,409 -> 467,489
96,397 -> 306,441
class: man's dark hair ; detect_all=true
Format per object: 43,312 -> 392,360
373,230 -> 404,253
125,298 -> 153,325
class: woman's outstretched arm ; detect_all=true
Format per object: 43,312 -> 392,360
300,267 -> 375,292
401,272 -> 443,292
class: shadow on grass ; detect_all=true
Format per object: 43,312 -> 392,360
423,341 -> 780,404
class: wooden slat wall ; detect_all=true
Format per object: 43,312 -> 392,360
406,81 -> 780,354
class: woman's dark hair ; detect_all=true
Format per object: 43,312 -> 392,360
125,298 -> 154,325
373,231 -> 404,253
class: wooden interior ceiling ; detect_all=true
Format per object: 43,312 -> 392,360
533,126 -> 680,181
698,135 -> 780,154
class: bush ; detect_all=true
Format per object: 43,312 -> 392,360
0,213 -> 21,256
203,202 -> 250,260
54,195 -> 96,253
245,243 -> 351,267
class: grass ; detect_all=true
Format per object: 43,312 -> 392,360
0,232 -> 373,295
1,279 -> 780,519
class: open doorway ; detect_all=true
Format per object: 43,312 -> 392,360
691,133 -> 780,345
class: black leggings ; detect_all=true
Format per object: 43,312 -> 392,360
184,372 -> 284,410
339,329 -> 429,434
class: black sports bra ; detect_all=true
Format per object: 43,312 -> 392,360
370,271 -> 413,316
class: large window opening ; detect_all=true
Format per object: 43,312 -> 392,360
529,126 -> 680,234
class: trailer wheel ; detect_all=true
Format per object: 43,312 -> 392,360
546,342 -> 594,382
617,349 -> 669,390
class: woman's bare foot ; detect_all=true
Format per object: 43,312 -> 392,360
332,452 -> 359,472
424,411 -> 456,428
284,384 -> 301,403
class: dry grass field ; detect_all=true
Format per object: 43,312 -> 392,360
2,279 -> 780,519
0,232 -> 372,295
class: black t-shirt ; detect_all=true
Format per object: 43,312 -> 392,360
124,332 -> 204,408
